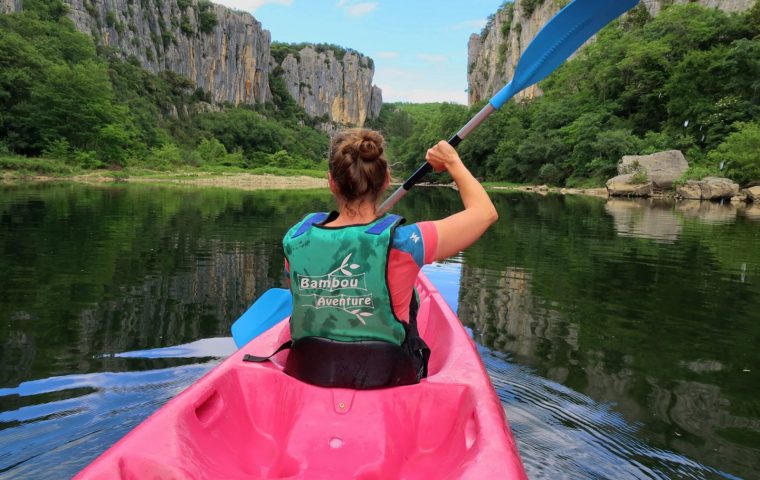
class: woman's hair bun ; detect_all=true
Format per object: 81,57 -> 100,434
328,128 -> 389,204
356,133 -> 383,163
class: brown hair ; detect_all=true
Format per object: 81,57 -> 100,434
328,128 -> 389,207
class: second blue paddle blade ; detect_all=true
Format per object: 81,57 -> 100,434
231,288 -> 293,348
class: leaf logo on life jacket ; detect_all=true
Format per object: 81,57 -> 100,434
331,253 -> 361,277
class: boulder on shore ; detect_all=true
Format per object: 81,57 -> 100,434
606,174 -> 653,197
618,150 -> 689,190
607,150 -> 688,197
676,177 -> 740,200
743,186 -> 760,203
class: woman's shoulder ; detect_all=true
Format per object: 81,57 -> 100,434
392,222 -> 438,266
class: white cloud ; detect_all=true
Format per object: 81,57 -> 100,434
452,19 -> 487,31
213,0 -> 292,13
374,68 -> 466,104
345,2 -> 377,16
375,51 -> 399,59
417,53 -> 448,63
375,68 -> 422,83
336,0 -> 349,6
378,84 -> 467,104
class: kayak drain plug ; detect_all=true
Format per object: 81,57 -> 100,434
329,437 -> 344,449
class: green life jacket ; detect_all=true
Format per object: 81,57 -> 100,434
283,212 -> 406,346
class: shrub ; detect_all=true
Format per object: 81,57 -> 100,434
106,10 -> 116,28
0,155 -> 76,174
630,170 -> 649,184
538,163 -> 563,185
42,138 -> 72,162
195,137 -> 227,164
73,150 -> 103,169
197,0 -> 217,33
146,143 -> 183,169
180,15 -> 193,35
675,164 -> 722,185
267,150 -> 312,169
707,122 -> 760,185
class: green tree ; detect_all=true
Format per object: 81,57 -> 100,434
708,122 -> 760,185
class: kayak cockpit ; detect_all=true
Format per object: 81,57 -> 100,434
76,274 -> 526,480
113,367 -> 481,479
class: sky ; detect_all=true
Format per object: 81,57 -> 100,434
212,0 -> 506,104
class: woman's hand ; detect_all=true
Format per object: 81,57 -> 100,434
425,141 -> 463,173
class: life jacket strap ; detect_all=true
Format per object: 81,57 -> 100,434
404,291 -> 430,380
365,214 -> 402,235
242,340 -> 292,363
290,212 -> 329,239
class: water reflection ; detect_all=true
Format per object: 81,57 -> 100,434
459,192 -> 760,478
0,185 -> 758,479
606,198 -> 682,242
606,198 -> 760,244
676,200 -> 742,224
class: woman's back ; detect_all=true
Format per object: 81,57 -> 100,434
283,128 -> 497,389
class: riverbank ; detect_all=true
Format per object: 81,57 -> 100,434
489,184 -> 608,198
2,170 -> 612,197
0,170 -> 329,191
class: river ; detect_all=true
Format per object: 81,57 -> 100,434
0,184 -> 758,479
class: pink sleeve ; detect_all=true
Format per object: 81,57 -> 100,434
418,221 -> 438,264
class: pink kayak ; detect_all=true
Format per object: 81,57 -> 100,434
75,273 -> 527,479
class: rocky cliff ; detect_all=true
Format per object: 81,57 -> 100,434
467,0 -> 756,106
2,0 -> 381,125
0,0 -> 21,14
278,46 -> 382,126
70,0 -> 271,106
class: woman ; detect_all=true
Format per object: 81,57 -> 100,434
282,128 -> 497,389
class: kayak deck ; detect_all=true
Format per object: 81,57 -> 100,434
76,274 -> 527,479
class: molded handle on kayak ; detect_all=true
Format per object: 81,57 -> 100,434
194,390 -> 223,426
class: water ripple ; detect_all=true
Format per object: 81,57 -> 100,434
0,362 -> 216,478
482,347 -> 739,480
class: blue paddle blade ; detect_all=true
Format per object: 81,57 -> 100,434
490,0 -> 639,109
231,288 -> 292,348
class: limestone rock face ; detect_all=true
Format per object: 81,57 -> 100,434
468,0 -> 559,105
677,177 -> 740,200
279,46 -> 382,126
370,86 -> 383,122
467,0 -> 756,105
0,0 -> 20,14
64,0 -> 272,106
618,150 -> 689,190
2,0 -> 381,125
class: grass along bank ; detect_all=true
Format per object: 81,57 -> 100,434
0,158 -> 328,191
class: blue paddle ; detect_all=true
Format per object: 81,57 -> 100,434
377,0 -> 640,215
231,0 -> 639,348
231,288 -> 292,348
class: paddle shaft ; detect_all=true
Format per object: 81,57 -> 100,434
377,0 -> 639,216
377,103 -> 496,215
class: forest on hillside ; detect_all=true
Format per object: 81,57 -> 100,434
1,1 -> 759,187
371,3 -> 760,187
0,0 -> 329,175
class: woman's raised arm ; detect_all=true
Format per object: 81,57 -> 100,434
425,141 -> 498,261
